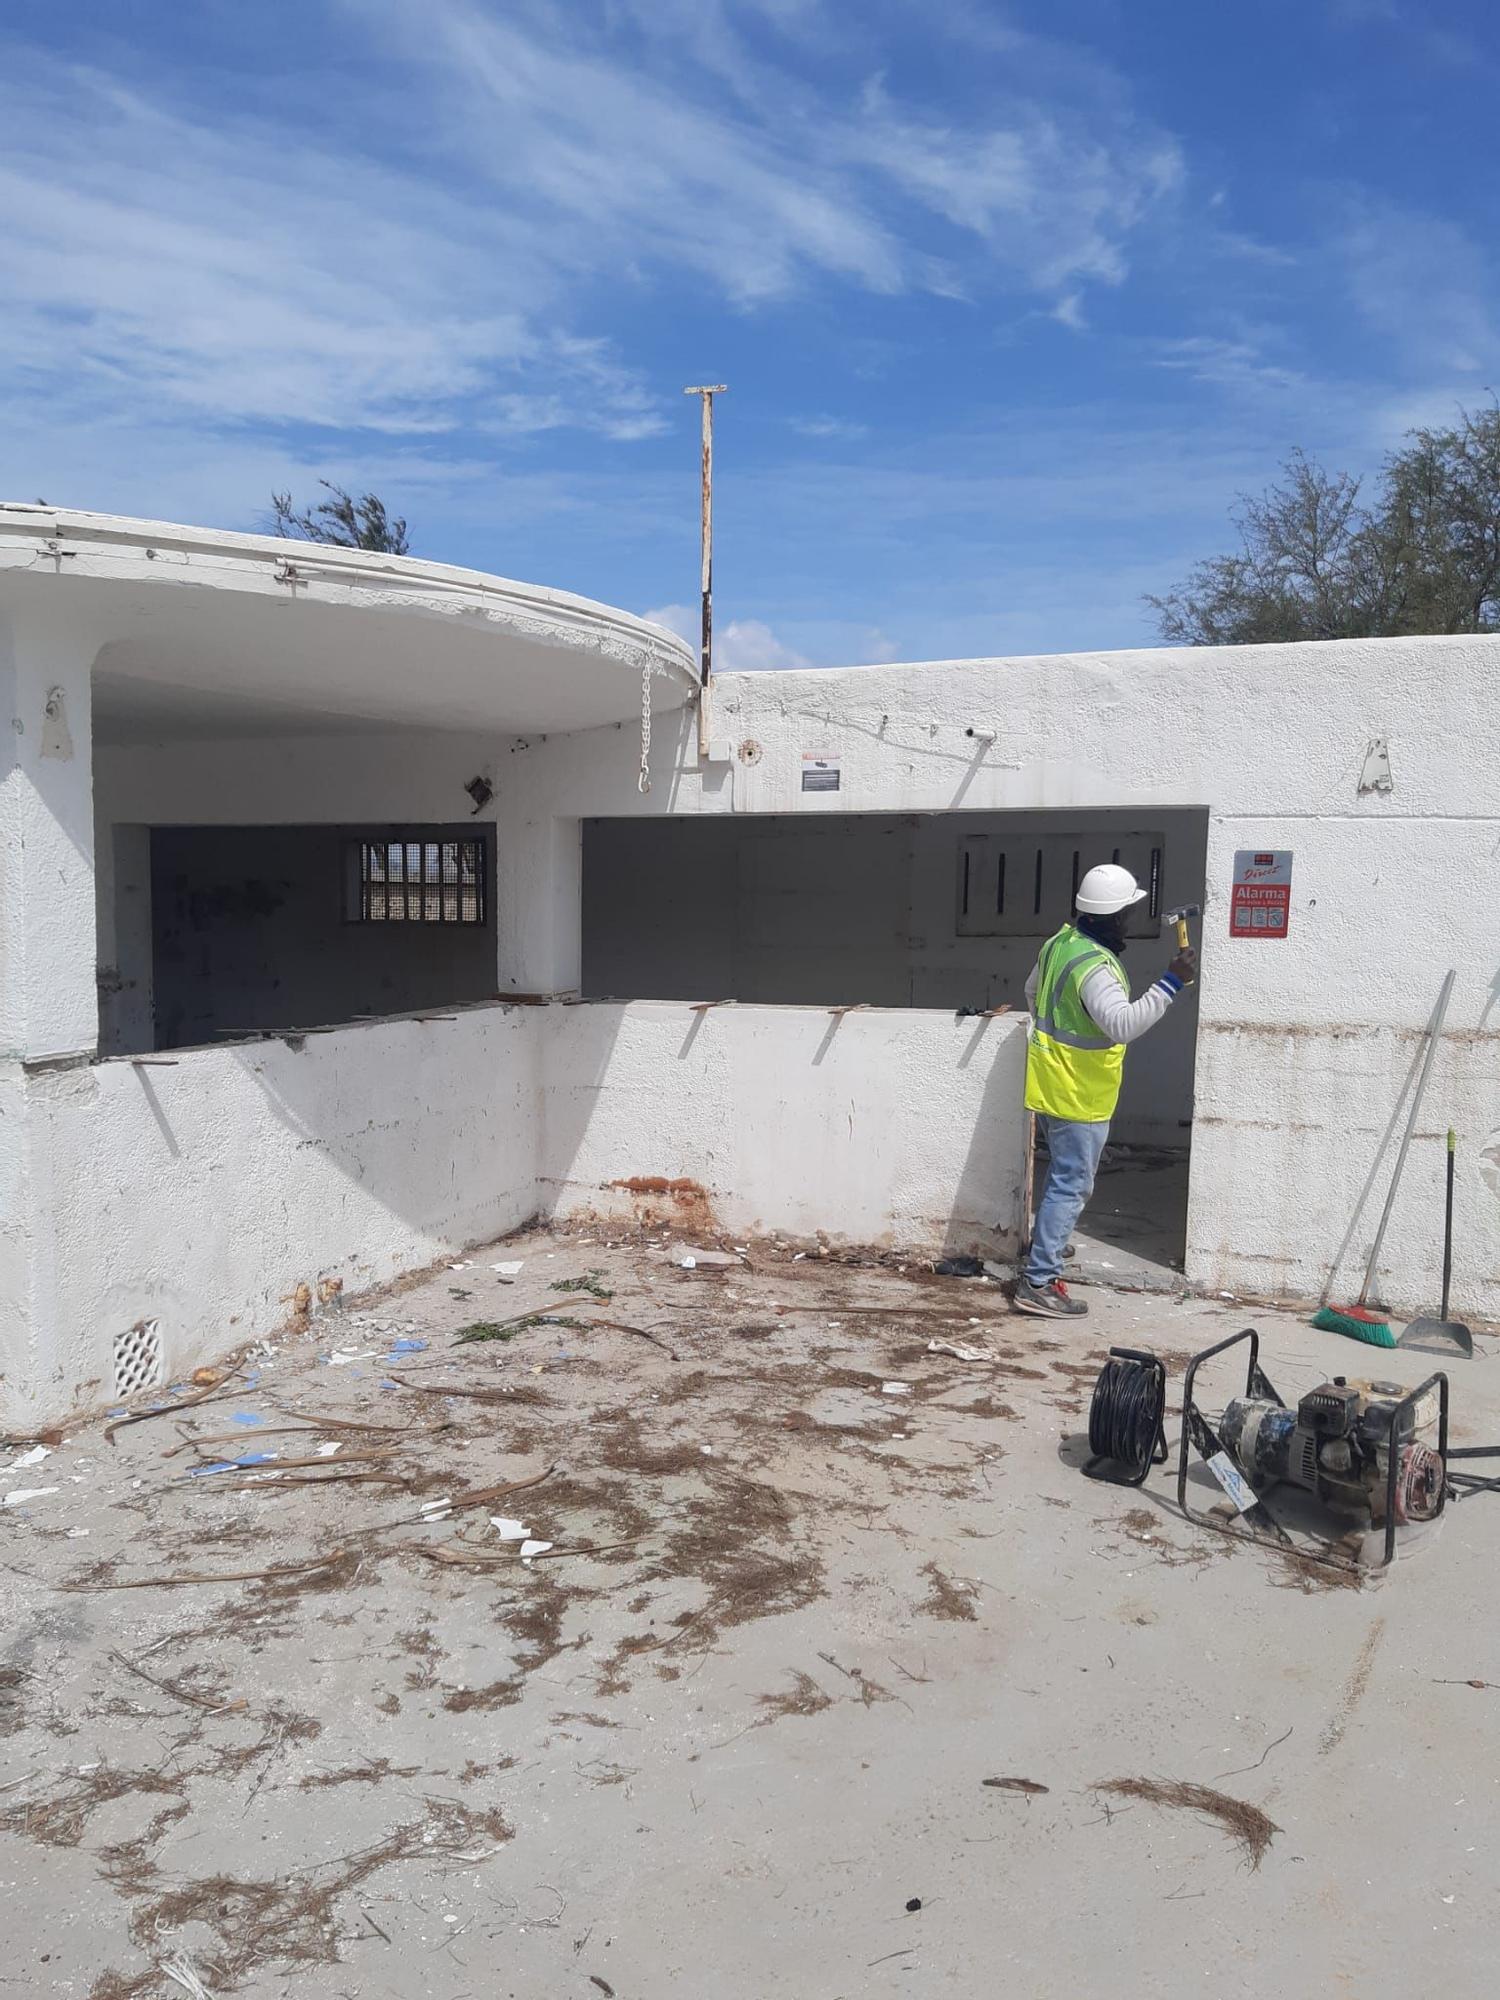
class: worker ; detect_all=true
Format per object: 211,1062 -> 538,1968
1013,863 -> 1197,1320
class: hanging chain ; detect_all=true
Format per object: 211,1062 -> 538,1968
637,655 -> 653,794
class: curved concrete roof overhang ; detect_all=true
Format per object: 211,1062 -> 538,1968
0,503 -> 698,744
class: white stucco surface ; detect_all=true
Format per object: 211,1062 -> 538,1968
5,511 -> 1498,1417
540,1000 -> 1027,1249
1,1000 -> 1026,1424
510,635 -> 1500,1323
1,607 -> 103,1061
8,1006 -> 542,1420
0,503 -> 697,738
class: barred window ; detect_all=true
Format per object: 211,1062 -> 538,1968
348,836 -> 486,925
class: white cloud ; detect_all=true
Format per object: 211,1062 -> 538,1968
488,336 -> 669,441
845,73 -> 1182,296
386,0 -> 1181,310
1051,293 -> 1088,332
395,1 -> 909,305
1151,333 -> 1308,397
641,602 -> 812,670
1339,197 -> 1500,377
0,56 -> 662,449
0,5 -> 1187,509
788,414 -> 870,441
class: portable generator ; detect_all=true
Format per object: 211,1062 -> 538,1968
1176,1327 -> 1450,1571
1219,1376 -> 1445,1525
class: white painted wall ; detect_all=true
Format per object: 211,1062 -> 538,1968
1,604 -> 103,1062
2,998 -> 1025,1425
10,547 -> 1500,1422
509,635 -> 1500,1323
7,1005 -> 543,1422
541,1001 -> 1027,1250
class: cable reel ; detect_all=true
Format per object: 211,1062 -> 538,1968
1085,1346 -> 1169,1486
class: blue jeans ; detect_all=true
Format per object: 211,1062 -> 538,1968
1026,1115 -> 1110,1285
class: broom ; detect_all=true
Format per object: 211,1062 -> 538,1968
1311,1301 -> 1395,1346
1313,970 -> 1454,1350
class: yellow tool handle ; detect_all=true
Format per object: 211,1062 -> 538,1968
1175,917 -> 1189,950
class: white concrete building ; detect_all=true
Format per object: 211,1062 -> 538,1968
3,502 -> 1497,1425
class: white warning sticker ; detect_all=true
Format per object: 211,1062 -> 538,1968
1205,1450 -> 1259,1513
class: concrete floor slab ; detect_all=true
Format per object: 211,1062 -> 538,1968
3,1231 -> 1498,1998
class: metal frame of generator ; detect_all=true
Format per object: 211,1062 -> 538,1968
1177,1327 -> 1449,1573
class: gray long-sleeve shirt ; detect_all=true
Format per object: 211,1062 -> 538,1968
1024,955 -> 1183,1045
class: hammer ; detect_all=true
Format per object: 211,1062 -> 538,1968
1163,903 -> 1200,978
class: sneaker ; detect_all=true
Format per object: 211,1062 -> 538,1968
1012,1277 -> 1088,1319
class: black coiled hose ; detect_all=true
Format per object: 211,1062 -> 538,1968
1086,1349 -> 1168,1485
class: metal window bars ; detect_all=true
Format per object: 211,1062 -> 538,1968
353,837 -> 486,925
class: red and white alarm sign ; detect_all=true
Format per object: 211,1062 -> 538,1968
1230,850 -> 1293,939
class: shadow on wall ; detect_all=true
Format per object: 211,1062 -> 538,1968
940,1012 -> 1030,1259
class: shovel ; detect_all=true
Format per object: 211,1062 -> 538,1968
1400,1130 -> 1474,1359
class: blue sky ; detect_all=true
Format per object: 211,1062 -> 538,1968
3,0 -> 1497,667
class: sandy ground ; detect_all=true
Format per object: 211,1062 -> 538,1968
3,1223 -> 1498,2000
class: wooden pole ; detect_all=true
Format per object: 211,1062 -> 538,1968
683,384 -> 726,759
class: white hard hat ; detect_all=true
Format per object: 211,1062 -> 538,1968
1075,863 -> 1147,916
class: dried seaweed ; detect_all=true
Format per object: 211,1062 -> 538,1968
756,1669 -> 834,1724
107,1801 -> 513,1993
1095,1777 -> 1279,1867
0,1763 -> 184,1849
105,1379 -> 244,1444
61,1547 -> 348,1592
108,1651 -> 245,1716
381,1370 -> 550,1406
918,1562 -> 978,1622
588,1317 -> 681,1360
436,1465 -> 557,1513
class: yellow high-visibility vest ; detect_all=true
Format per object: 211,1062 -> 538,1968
1024,925 -> 1128,1123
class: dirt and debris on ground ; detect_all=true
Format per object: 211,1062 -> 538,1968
3,1224 -> 1497,1996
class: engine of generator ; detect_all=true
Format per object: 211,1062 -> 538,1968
1220,1375 -> 1444,1525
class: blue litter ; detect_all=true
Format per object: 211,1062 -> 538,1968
379,1380 -> 401,1391
244,1371 -> 261,1388
107,1407 -> 127,1418
230,1412 -> 264,1427
187,1451 -> 278,1478
387,1339 -> 427,1356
